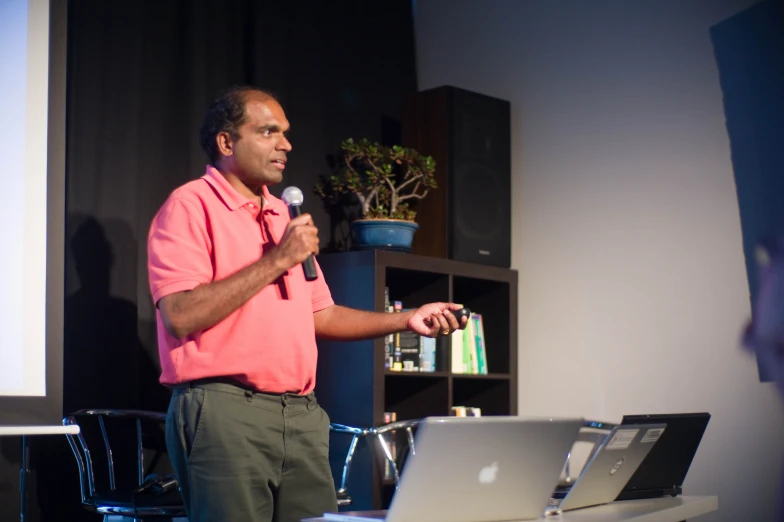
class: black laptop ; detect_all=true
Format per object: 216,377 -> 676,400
615,412 -> 711,501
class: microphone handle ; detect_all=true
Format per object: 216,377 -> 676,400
133,476 -> 160,494
287,204 -> 319,281
151,475 -> 179,495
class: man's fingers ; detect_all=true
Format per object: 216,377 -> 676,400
289,212 -> 314,226
433,313 -> 450,335
443,310 -> 460,330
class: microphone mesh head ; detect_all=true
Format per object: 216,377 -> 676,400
281,186 -> 304,206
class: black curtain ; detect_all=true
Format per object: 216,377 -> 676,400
0,1 -> 416,520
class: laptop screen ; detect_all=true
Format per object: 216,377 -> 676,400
619,412 -> 711,494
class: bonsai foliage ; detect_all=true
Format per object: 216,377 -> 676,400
314,138 -> 437,221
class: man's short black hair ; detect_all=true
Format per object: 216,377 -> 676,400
198,86 -> 278,165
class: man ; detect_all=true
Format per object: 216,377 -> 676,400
147,86 -> 466,522
742,237 -> 784,397
742,236 -> 784,521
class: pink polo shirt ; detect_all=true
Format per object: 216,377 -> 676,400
147,166 -> 334,394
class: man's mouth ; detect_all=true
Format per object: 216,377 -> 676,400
272,159 -> 286,169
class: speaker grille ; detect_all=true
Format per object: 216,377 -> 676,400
403,86 -> 511,267
453,163 -> 504,241
450,89 -> 511,267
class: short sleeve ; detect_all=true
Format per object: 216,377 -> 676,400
147,197 -> 213,305
310,257 -> 334,312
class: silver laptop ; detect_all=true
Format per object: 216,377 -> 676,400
323,415 -> 583,522
549,423 -> 667,513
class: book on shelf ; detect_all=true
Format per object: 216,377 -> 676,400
451,406 -> 482,417
383,289 -> 437,373
384,287 -> 392,370
391,301 -> 403,370
450,311 -> 488,375
382,411 -> 396,480
382,289 -> 490,374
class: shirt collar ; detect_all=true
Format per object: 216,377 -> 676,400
261,185 -> 284,216
202,165 -> 283,215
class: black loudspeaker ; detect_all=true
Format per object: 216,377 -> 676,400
402,86 -> 511,267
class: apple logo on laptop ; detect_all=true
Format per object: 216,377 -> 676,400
479,462 -> 499,484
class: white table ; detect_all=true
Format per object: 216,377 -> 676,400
0,425 -> 81,522
303,495 -> 718,522
537,496 -> 717,521
0,425 -> 80,436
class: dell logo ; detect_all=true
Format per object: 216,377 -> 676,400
609,458 -> 624,476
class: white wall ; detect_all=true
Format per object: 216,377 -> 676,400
413,0 -> 784,519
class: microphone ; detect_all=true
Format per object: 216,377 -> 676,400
151,473 -> 179,495
280,186 -> 318,282
133,473 -> 161,495
133,473 -> 180,496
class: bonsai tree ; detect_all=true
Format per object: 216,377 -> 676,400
314,138 -> 437,222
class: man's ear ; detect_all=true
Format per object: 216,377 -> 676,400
216,131 -> 234,158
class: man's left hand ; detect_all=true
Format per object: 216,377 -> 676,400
407,302 -> 469,338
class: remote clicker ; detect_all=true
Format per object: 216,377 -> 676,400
453,307 -> 471,322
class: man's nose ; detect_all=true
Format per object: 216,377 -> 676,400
278,136 -> 292,152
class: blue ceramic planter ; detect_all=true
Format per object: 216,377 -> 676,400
351,219 -> 419,252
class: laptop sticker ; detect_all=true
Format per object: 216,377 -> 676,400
641,428 -> 665,443
606,429 -> 639,450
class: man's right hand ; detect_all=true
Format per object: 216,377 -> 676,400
274,213 -> 320,270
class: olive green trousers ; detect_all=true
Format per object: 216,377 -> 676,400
166,380 -> 337,522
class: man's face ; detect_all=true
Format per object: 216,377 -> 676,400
221,93 -> 292,188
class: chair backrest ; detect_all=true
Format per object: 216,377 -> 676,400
63,409 -> 169,503
327,419 -> 421,508
371,419 -> 421,490
328,423 -> 369,506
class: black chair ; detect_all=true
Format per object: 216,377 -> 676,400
63,409 -> 186,522
65,409 -> 370,518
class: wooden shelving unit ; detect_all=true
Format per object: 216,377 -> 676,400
315,249 -> 518,510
